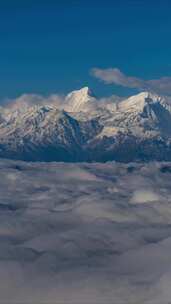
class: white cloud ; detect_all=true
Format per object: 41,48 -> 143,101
3,93 -> 65,110
0,160 -> 171,302
91,67 -> 143,88
91,67 -> 171,95
131,189 -> 160,204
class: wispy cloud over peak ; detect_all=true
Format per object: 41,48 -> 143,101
91,67 -> 171,95
91,68 -> 143,88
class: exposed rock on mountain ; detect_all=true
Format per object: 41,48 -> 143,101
0,88 -> 171,161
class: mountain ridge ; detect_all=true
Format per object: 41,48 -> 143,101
0,88 -> 171,162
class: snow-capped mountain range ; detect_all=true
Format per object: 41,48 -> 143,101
1,87 -> 171,162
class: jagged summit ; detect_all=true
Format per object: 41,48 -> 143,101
65,87 -> 96,112
67,86 -> 94,98
119,91 -> 164,112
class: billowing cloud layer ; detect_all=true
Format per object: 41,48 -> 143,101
1,90 -> 122,114
1,160 -> 171,303
91,67 -> 171,95
3,93 -> 65,110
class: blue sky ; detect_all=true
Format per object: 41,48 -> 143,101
0,0 -> 171,99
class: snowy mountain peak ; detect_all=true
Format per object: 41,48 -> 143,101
65,87 -> 95,112
136,91 -> 164,103
119,91 -> 165,113
77,86 -> 93,96
66,87 -> 94,100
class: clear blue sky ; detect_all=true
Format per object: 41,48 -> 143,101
0,0 -> 171,99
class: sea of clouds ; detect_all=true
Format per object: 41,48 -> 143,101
1,160 -> 171,303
